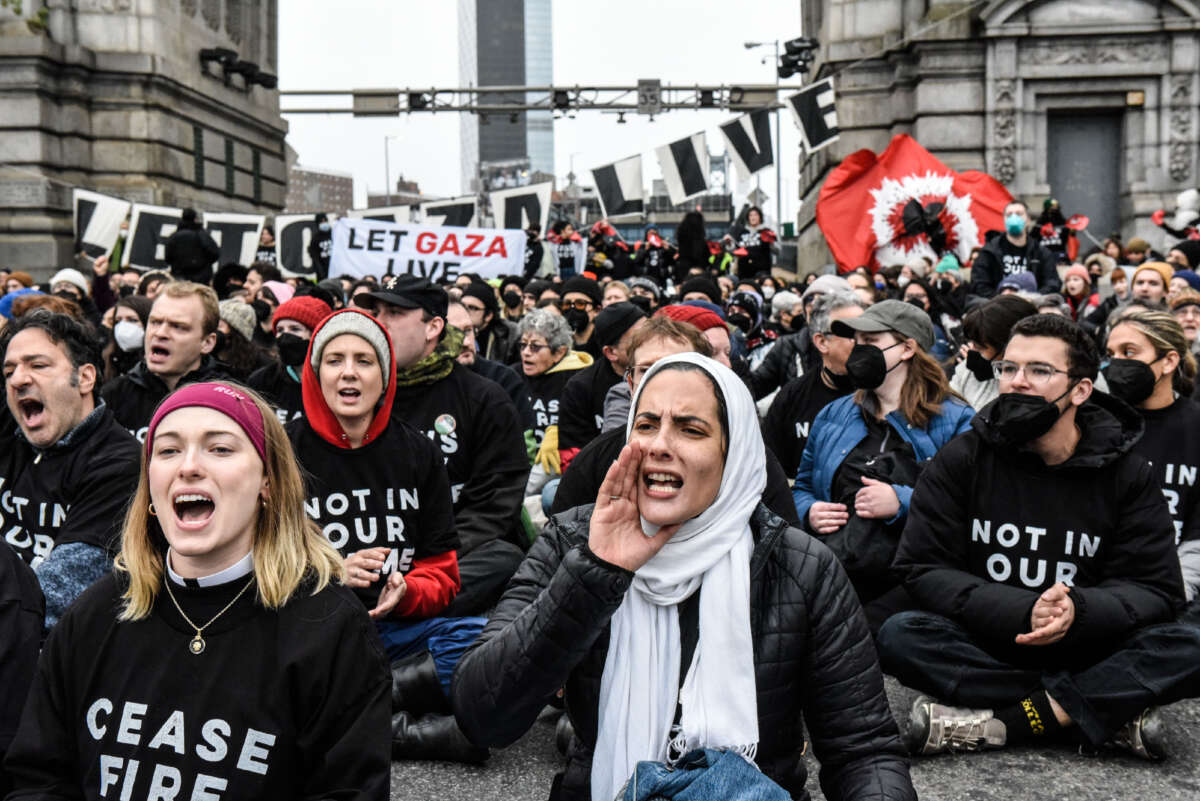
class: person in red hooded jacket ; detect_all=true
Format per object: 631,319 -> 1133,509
286,308 -> 489,764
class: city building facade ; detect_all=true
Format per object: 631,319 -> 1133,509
0,0 -> 288,275
797,0 -> 1200,271
457,0 -> 555,194
283,165 -> 354,216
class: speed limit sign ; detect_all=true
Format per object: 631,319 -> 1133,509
637,79 -> 662,115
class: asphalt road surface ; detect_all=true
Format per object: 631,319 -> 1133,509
390,679 -> 1200,800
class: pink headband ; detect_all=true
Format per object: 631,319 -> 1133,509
146,382 -> 267,465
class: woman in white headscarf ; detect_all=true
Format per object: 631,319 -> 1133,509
452,353 -> 915,801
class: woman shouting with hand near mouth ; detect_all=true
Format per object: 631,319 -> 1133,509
5,381 -> 391,800
452,352 -> 914,801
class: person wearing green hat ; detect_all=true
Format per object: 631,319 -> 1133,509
792,299 -> 974,634
933,253 -> 968,318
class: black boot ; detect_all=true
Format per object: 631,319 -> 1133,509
555,713 -> 575,756
390,651 -> 447,714
391,711 -> 490,764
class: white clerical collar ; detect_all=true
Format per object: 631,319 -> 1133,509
166,549 -> 254,588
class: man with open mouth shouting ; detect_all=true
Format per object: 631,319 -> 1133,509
0,310 -> 140,630
101,281 -> 229,442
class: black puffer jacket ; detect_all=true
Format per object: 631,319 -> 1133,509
100,357 -> 229,440
452,503 -> 914,801
749,328 -> 820,401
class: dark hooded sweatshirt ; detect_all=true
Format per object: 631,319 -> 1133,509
101,358 -> 229,442
0,542 -> 42,794
556,359 -> 623,458
894,391 -> 1184,662
4,572 -> 390,801
468,357 -> 536,432
1130,395 -> 1200,546
391,360 -> 529,556
761,369 -> 852,478
247,360 -> 304,427
0,404 -> 139,568
287,311 -> 460,618
163,223 -> 219,284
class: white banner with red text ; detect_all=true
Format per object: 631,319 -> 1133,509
328,218 -> 526,282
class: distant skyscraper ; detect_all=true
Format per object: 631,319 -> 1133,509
458,0 -> 555,194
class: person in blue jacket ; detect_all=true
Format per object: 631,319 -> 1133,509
793,299 -> 973,634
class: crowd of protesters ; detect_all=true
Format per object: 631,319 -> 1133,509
1,196 -> 1200,800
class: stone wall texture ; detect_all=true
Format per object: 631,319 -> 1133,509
0,0 -> 287,276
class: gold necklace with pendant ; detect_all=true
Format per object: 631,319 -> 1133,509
162,575 -> 256,655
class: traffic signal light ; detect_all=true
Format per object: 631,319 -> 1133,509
779,37 -> 819,79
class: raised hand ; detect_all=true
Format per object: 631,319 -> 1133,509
589,441 -> 678,572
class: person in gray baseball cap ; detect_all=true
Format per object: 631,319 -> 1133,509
793,298 -> 974,637
831,298 -> 936,353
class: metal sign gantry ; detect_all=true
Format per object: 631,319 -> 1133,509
279,83 -> 805,118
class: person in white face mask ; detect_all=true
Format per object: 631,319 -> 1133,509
103,295 -> 152,383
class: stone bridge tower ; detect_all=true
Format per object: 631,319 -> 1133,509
0,0 -> 288,275
797,0 -> 1200,271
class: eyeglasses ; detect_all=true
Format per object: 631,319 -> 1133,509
991,360 -> 1071,384
563,299 -> 594,311
1174,304 -> 1200,319
461,302 -> 486,314
519,341 -> 549,353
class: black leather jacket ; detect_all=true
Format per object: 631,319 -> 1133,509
452,503 -> 915,801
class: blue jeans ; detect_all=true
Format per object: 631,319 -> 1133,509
541,478 -> 561,518
375,616 -> 486,697
877,610 -> 1200,746
620,748 -> 790,801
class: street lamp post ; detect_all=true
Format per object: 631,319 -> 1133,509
744,40 -> 784,232
383,134 -> 402,206
774,39 -> 782,234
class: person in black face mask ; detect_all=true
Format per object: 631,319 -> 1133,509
248,295 -> 331,426
793,299 -> 975,635
522,226 -> 545,281
1104,311 -> 1200,609
726,290 -> 777,370
882,313 -> 1200,760
949,294 -> 1038,410
498,277 -> 526,324
763,289 -> 865,477
560,276 -> 604,359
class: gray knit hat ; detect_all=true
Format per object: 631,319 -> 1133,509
308,309 -> 392,388
218,299 -> 256,342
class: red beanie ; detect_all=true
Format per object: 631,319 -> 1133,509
273,296 -> 331,334
656,304 -> 726,333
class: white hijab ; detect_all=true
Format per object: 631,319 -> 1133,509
592,352 -> 766,801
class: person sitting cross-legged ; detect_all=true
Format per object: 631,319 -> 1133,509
879,313 -> 1200,759
287,309 -> 487,763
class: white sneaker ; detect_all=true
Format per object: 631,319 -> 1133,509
905,695 -> 1007,755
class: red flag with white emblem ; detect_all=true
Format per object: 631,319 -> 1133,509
816,134 -> 1012,273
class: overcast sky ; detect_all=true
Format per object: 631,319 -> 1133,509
279,0 -> 805,224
